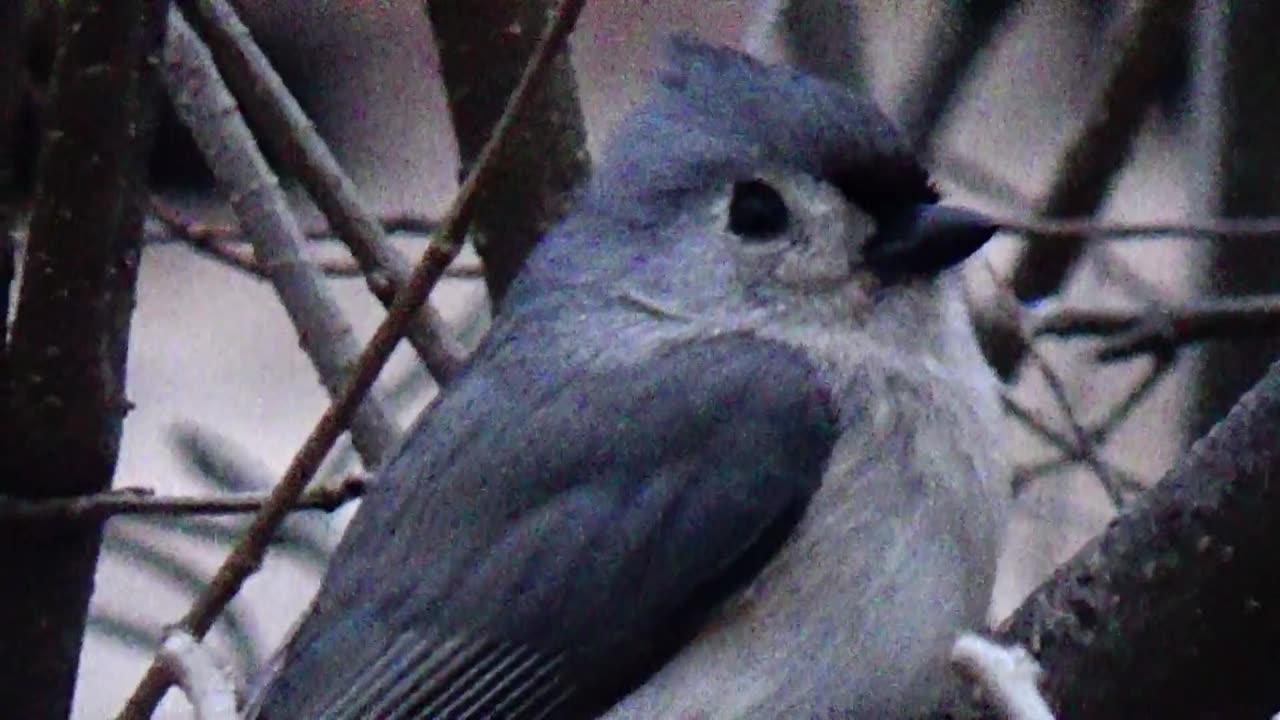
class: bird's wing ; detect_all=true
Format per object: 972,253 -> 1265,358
252,331 -> 840,719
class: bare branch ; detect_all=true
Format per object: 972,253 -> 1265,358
0,0 -> 22,362
0,476 -> 366,524
162,7 -> 401,467
427,0 -> 590,305
117,1 -> 588,715
984,262 -> 1151,503
997,215 -> 1280,241
978,357 -> 1280,718
1032,295 -> 1280,360
0,1 -> 165,716
999,393 -> 1146,499
1187,2 -> 1280,442
1089,354 -> 1173,439
175,0 -> 466,382
1024,347 -> 1125,509
1007,0 -> 1192,304
152,199 -> 363,278
145,208 -> 442,243
149,200 -> 484,279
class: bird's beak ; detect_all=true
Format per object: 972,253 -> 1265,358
862,204 -> 999,277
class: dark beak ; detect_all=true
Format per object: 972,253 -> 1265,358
862,204 -> 999,277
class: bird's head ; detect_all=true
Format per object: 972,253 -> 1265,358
523,37 -> 996,347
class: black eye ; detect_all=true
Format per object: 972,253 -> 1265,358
728,179 -> 789,241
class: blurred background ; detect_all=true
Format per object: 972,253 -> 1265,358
6,0 -> 1257,716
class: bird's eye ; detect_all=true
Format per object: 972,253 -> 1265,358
728,179 -> 789,241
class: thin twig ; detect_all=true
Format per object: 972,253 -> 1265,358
151,199 -> 365,277
1025,346 -> 1126,508
117,1 -> 588,715
149,200 -> 484,278
1015,457 -> 1147,495
145,206 -> 442,243
176,0 -> 466,381
987,255 -> 1142,506
1031,295 -> 1280,360
996,215 -> 1280,241
1086,247 -> 1170,307
1090,354 -> 1174,439
0,477 -> 367,524
1000,393 -> 1146,497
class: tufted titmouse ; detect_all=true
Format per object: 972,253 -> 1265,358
249,37 -> 1008,719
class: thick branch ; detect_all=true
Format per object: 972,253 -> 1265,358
426,0 -> 590,305
0,0 -> 23,363
1188,2 -> 1280,441
175,0 -> 465,382
951,359 -> 1280,718
163,7 -> 402,467
117,2 -> 588,716
0,1 -> 165,717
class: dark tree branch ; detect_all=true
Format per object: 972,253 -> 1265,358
0,1 -> 166,717
1024,346 -> 1125,509
426,0 -> 591,306
0,476 -> 367,524
1033,295 -> 1280,361
0,0 -> 24,365
1088,353 -> 1173,439
985,262 -> 1163,505
1188,2 -> 1280,441
175,0 -> 466,383
163,7 -> 402,467
1006,0 -> 1191,308
118,2 -> 588,715
1000,393 -> 1146,499
997,215 -> 1280,241
897,0 -> 1018,152
966,357 -> 1280,718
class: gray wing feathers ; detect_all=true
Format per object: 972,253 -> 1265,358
314,633 -> 571,720
254,333 -> 839,719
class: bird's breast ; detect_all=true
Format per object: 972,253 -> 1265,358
604,353 -> 1007,719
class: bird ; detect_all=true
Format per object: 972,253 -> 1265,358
246,36 -> 1009,719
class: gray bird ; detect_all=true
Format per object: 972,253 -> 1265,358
249,37 -> 1008,719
